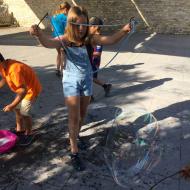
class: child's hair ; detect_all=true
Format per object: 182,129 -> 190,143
89,17 -> 103,32
89,16 -> 103,26
0,53 -> 5,62
66,6 -> 89,43
55,2 -> 71,15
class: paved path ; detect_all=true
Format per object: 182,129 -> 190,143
0,27 -> 190,190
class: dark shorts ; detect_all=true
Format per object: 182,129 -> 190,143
92,64 -> 98,79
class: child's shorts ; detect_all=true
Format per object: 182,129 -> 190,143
15,97 -> 39,116
62,72 -> 93,97
92,64 -> 98,79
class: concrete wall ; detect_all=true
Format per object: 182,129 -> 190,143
2,0 -> 71,28
1,0 -> 190,34
0,0 -> 14,26
75,0 -> 190,34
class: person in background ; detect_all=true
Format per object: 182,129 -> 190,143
89,16 -> 112,100
51,2 -> 71,77
0,53 -> 42,146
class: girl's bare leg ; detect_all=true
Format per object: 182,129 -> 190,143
56,48 -> 62,71
78,96 -> 91,134
65,96 -> 80,154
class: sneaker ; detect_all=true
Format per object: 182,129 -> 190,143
77,137 -> 87,150
90,95 -> 95,103
70,153 -> 85,171
104,84 -> 112,97
18,134 -> 36,146
55,70 -> 61,77
9,128 -> 25,136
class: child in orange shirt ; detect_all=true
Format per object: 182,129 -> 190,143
0,53 -> 42,146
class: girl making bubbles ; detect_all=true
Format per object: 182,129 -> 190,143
30,6 -> 131,171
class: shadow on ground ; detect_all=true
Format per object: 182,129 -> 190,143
1,30 -> 190,59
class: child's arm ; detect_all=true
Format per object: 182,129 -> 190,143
91,23 -> 131,46
29,25 -> 62,49
3,85 -> 26,112
0,78 -> 6,88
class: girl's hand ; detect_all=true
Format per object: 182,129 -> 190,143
29,25 -> 40,37
181,165 -> 190,180
3,104 -> 14,112
122,23 -> 131,33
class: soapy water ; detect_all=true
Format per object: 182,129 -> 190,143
104,107 -> 162,189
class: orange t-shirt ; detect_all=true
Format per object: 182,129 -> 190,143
0,59 -> 42,101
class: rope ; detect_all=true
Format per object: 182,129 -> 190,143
149,171 -> 182,190
49,11 -> 141,27
47,14 -> 139,74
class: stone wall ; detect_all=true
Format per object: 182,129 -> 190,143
75,0 -> 190,34
0,0 -> 14,26
2,0 -> 72,28
1,0 -> 190,34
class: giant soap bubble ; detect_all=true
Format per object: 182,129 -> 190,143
104,106 -> 162,189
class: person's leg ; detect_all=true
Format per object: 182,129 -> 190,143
60,48 -> 64,72
65,96 -> 85,171
55,48 -> 63,76
18,99 -> 35,146
15,109 -> 24,132
18,115 -> 34,146
79,96 -> 91,133
56,48 -> 61,70
93,78 -> 105,86
93,78 -> 112,97
103,83 -> 112,97
19,99 -> 33,135
22,115 -> 32,135
77,96 -> 91,150
65,96 -> 80,154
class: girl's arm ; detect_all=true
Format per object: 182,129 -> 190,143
91,23 -> 131,46
0,78 -> 6,88
29,25 -> 62,49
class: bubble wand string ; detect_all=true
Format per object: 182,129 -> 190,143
149,166 -> 190,190
37,12 -> 48,27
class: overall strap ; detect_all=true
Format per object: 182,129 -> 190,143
85,43 -> 93,64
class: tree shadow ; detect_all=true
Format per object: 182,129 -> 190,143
0,30 -> 49,46
104,32 -> 190,58
1,29 -> 190,60
102,62 -> 144,72
153,100 -> 190,121
110,78 -> 173,97
82,104 -> 121,133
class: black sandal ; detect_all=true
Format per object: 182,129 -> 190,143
9,128 -> 25,136
77,137 -> 87,150
18,133 -> 37,146
70,153 -> 85,171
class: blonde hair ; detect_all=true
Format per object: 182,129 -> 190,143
54,2 -> 71,15
65,6 -> 89,44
